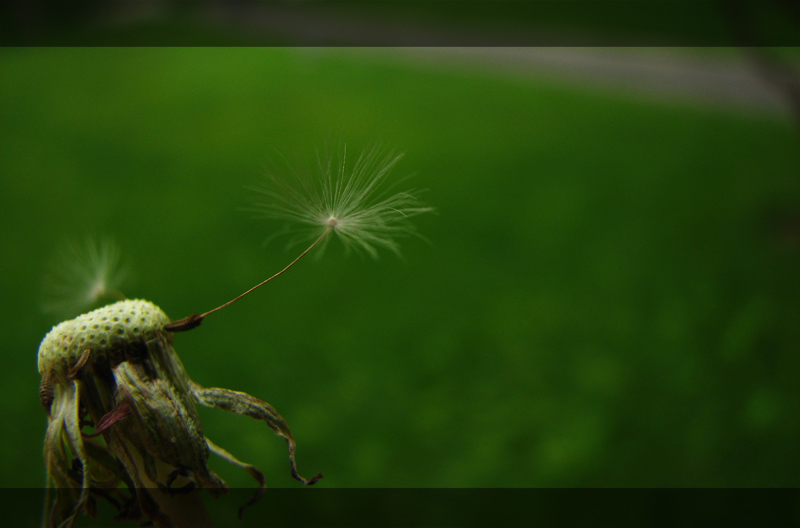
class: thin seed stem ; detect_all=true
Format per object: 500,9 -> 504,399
164,229 -> 330,332
199,229 -> 330,319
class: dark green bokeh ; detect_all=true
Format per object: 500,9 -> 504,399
1,47 -> 799,511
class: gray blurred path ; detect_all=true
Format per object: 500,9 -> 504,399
315,47 -> 794,119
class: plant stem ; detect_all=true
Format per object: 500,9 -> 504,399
146,487 -> 212,528
129,445 -> 214,528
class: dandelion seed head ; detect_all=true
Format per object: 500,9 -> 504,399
250,145 -> 433,258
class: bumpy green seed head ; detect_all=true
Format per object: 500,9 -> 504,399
38,299 -> 169,379
39,298 -> 320,528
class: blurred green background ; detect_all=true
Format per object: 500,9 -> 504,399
1,44 -> 799,511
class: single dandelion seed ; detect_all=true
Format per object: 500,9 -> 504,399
165,144 -> 433,332
42,237 -> 128,317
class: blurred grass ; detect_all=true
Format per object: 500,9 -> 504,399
1,47 -> 799,500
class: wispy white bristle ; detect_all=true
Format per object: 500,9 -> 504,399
250,145 -> 433,258
42,237 -> 128,317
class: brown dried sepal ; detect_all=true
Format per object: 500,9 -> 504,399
163,314 -> 204,333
